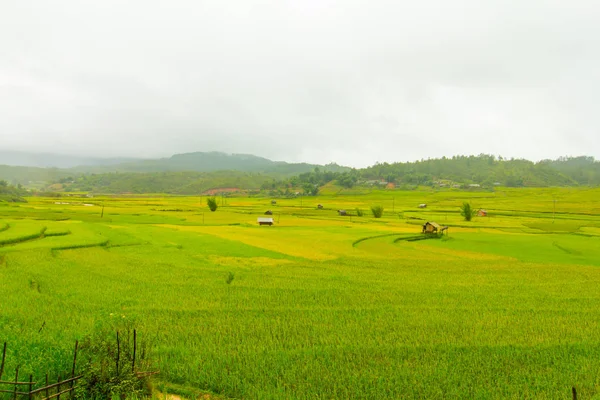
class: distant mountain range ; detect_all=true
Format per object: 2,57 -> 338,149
0,150 -> 350,185
69,151 -> 350,175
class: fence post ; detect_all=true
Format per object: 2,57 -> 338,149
70,340 -> 78,399
56,374 -> 61,400
131,329 -> 137,372
572,386 -> 577,400
28,374 -> 33,400
0,342 -> 6,380
13,366 -> 19,400
116,331 -> 120,376
45,373 -> 49,399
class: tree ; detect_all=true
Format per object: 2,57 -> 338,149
338,174 -> 357,188
303,183 -> 319,196
207,197 -> 218,212
371,205 -> 384,218
460,202 -> 474,221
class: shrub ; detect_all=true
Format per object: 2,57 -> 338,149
461,202 -> 474,221
207,197 -> 218,212
355,208 -> 364,217
77,326 -> 154,399
371,205 -> 384,218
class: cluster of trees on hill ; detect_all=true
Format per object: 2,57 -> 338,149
278,155 -> 600,190
538,156 -> 600,185
261,167 -> 361,193
0,180 -> 27,202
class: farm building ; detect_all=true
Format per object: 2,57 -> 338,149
478,209 -> 488,217
418,204 -> 427,208
338,210 -> 347,216
271,200 -> 277,205
317,204 -> 323,209
257,217 -> 274,226
422,222 -> 449,235
264,210 -> 273,215
422,221 -> 440,233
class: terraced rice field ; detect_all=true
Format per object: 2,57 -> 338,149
1,187 -> 600,399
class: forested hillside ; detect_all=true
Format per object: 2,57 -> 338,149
358,155 -> 584,186
51,171 -> 272,194
275,155 -> 600,190
538,156 -> 600,185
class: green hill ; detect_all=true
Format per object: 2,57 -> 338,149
55,171 -> 274,194
69,151 -> 349,175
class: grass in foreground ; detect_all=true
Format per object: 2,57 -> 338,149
1,188 -> 600,399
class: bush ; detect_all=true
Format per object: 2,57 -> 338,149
371,205 -> 384,218
77,326 -> 154,399
355,208 -> 364,217
207,197 -> 218,212
461,202 -> 474,221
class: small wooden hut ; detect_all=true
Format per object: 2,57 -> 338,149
317,204 -> 323,209
271,200 -> 277,205
418,204 -> 427,208
422,221 -> 440,234
264,210 -> 273,215
338,209 -> 347,216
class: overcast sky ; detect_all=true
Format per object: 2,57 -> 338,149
1,0 -> 598,167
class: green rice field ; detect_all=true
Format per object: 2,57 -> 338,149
1,187 -> 600,399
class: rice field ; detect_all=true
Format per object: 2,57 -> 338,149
1,187 -> 600,399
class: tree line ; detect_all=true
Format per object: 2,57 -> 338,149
0,180 -> 28,202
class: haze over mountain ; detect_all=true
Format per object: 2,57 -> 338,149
2,1 -> 599,167
0,150 -> 137,169
0,150 -> 349,173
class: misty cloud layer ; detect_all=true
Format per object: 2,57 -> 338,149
1,0 -> 598,167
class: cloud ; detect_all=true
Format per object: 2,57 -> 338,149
1,0 -> 598,167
